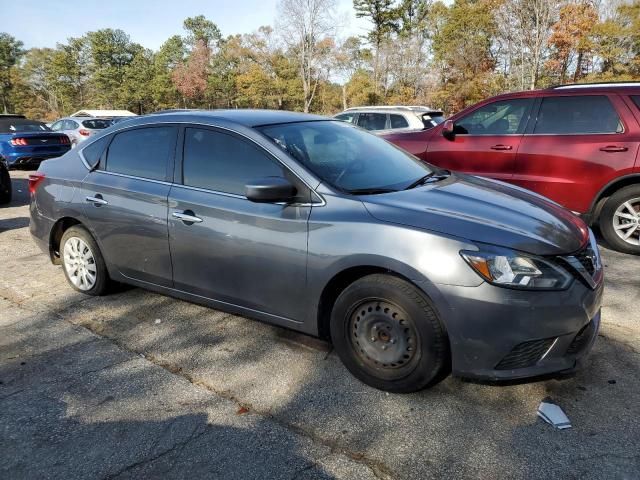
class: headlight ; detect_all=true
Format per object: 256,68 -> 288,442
460,249 -> 572,290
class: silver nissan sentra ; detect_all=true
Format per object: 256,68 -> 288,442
29,110 -> 604,392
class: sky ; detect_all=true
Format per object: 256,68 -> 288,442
3,0 -> 370,50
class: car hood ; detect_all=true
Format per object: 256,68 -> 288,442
361,173 -> 589,256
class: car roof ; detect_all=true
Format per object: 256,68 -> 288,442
342,106 -> 443,115
137,109 -> 328,127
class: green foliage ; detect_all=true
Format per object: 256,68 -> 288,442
0,33 -> 24,112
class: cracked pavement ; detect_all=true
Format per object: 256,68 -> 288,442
1,170 -> 639,479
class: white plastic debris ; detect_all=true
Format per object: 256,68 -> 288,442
537,397 -> 571,429
154,319 -> 161,325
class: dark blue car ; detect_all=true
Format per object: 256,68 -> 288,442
0,115 -> 71,170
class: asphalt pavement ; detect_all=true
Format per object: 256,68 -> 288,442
1,170 -> 639,479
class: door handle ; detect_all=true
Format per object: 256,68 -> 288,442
85,195 -> 108,206
600,145 -> 628,152
490,144 -> 513,151
172,211 -> 203,224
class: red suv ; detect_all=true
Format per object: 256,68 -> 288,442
383,83 -> 640,254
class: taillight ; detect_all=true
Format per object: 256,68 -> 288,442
28,172 -> 46,195
10,138 -> 28,146
79,129 -> 90,136
59,135 -> 70,144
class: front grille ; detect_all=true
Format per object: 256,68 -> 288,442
567,320 -> 597,355
557,240 -> 601,289
495,338 -> 555,370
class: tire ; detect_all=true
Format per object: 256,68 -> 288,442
330,274 -> 450,393
599,184 -> 640,255
60,225 -> 112,295
0,167 -> 11,205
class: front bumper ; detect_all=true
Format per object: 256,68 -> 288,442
431,275 -> 603,382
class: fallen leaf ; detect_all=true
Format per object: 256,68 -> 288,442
236,406 -> 249,415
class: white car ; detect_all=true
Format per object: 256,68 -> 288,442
49,117 -> 112,147
335,106 -> 445,134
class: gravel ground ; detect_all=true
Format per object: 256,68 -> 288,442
1,170 -> 639,479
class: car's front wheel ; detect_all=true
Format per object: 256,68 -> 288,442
330,274 -> 449,393
599,185 -> 640,255
60,225 -> 112,295
0,166 -> 11,205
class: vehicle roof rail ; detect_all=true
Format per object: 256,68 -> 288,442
551,81 -> 640,90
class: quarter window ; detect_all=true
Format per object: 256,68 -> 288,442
335,113 -> 356,124
82,135 -> 111,169
390,114 -> 409,129
455,99 -> 533,135
105,127 -> 176,181
534,96 -> 623,134
183,128 -> 284,195
357,113 -> 387,131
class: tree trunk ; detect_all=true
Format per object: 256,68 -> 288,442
342,84 -> 347,111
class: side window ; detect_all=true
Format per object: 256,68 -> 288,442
65,120 -> 78,130
335,113 -> 356,124
534,95 -> 623,134
456,99 -> 533,135
82,135 -> 111,169
50,121 -> 62,131
357,113 -> 387,131
183,128 -> 285,195
105,127 -> 176,181
630,95 -> 640,111
390,114 -> 409,129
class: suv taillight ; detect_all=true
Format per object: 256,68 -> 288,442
10,138 -> 28,146
28,172 -> 46,195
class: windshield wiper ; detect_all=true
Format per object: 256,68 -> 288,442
404,170 -> 450,190
347,187 -> 398,195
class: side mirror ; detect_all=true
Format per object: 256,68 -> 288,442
245,177 -> 297,203
442,119 -> 455,139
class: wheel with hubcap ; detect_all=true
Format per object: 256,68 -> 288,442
599,185 -> 640,255
330,274 -> 449,393
60,225 -> 112,295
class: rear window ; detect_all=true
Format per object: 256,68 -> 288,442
357,113 -> 387,131
105,127 -> 177,181
390,114 -> 409,129
82,119 -> 111,129
534,95 -> 623,134
0,119 -> 51,133
422,113 -> 444,128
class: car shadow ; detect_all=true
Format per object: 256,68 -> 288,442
0,216 -> 29,232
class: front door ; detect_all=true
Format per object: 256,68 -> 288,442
80,125 -> 177,286
426,97 -> 534,181
168,126 -> 310,322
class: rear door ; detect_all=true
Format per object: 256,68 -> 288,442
79,125 -> 177,286
513,94 -> 639,213
168,126 -> 311,322
425,97 -> 534,180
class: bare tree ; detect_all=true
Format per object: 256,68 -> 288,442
497,0 -> 558,90
276,0 -> 337,112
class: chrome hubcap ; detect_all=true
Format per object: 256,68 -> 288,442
63,237 -> 97,290
350,300 -> 417,369
613,198 -> 640,246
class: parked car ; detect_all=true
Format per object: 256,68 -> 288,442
335,106 -> 444,134
0,157 -> 11,204
0,114 -> 71,170
383,83 -> 640,254
30,110 -> 603,392
50,117 -> 112,147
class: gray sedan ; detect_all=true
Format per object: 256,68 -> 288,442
29,110 -> 603,392
49,117 -> 112,147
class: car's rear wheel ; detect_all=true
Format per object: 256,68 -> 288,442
0,166 -> 11,205
330,274 -> 449,393
60,226 -> 112,295
599,185 -> 640,255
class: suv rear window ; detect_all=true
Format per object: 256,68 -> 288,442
82,119 -> 111,129
534,95 -> 622,134
0,119 -> 51,133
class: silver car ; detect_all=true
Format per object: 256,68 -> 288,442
29,110 -> 603,393
335,106 -> 445,134
49,117 -> 112,147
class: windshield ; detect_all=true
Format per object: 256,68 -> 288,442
258,120 -> 432,193
82,119 -> 112,129
0,119 -> 51,133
